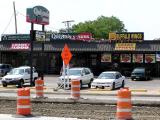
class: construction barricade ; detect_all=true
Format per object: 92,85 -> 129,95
116,87 -> 132,120
35,78 -> 44,98
17,88 -> 31,115
71,79 -> 80,100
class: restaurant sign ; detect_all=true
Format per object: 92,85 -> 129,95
26,6 -> 49,25
50,32 -> 93,41
109,32 -> 144,41
1,34 -> 30,41
115,43 -> 136,51
10,43 -> 30,50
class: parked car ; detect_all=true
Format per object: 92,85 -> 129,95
57,67 -> 94,88
91,71 -> 125,90
131,67 -> 151,81
1,66 -> 38,87
0,64 -> 12,76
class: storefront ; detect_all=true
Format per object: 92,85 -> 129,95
0,35 -> 160,77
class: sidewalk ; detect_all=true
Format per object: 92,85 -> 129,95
0,85 -> 160,97
0,114 -> 88,120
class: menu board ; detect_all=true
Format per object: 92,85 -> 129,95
133,54 -> 143,63
120,54 -> 131,63
101,53 -> 111,62
156,54 -> 160,62
145,54 -> 155,63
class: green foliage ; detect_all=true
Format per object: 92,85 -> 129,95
72,16 -> 127,39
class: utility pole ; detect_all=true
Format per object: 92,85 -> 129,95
62,20 -> 74,33
13,1 -> 17,34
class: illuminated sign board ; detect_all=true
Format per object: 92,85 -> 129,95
109,32 -> 144,41
35,30 -> 46,42
10,43 -> 30,50
1,34 -> 30,41
50,32 -> 93,41
26,6 -> 49,25
115,43 -> 136,51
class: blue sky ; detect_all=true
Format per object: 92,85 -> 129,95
1,0 -> 160,40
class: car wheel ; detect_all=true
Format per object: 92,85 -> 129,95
31,78 -> 36,86
2,83 -> 7,87
112,82 -> 115,90
80,80 -> 82,89
18,80 -> 24,88
88,78 -> 93,88
121,80 -> 125,88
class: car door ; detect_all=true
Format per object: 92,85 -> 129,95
117,73 -> 123,87
24,68 -> 30,83
84,68 -> 92,84
115,73 -> 122,88
80,69 -> 86,84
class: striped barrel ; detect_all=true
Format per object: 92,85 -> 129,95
35,79 -> 44,98
17,88 -> 31,115
116,87 -> 132,120
71,79 -> 80,100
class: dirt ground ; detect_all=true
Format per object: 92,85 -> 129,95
0,99 -> 160,120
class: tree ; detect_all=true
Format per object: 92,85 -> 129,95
72,16 -> 127,39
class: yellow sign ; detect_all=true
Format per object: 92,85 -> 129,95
109,32 -> 117,40
115,43 -> 136,51
109,32 -> 144,41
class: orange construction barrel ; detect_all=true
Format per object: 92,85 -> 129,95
17,87 -> 31,115
71,79 -> 80,100
35,79 -> 44,98
116,87 -> 132,120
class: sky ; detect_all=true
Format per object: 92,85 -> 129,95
0,0 -> 160,40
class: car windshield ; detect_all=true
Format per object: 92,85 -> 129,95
8,68 -> 24,75
133,68 -> 145,73
98,73 -> 115,79
68,69 -> 81,75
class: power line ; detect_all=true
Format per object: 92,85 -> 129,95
2,13 -> 14,34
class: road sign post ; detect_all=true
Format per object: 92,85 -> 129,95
61,44 -> 72,89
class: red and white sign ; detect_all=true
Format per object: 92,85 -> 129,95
77,32 -> 92,41
11,43 -> 30,50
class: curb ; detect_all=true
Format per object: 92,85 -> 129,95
1,96 -> 160,107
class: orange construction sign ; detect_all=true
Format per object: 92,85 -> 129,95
61,44 -> 72,65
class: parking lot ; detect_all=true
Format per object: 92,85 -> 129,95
0,75 -> 160,92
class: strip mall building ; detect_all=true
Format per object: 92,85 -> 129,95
0,32 -> 160,77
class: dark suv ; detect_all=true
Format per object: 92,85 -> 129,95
0,64 -> 12,76
131,67 -> 150,81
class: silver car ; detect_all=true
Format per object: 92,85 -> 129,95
58,67 -> 94,88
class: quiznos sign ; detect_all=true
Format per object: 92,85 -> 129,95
26,6 -> 49,25
51,32 -> 93,41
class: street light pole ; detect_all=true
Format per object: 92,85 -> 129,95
41,25 -> 45,80
62,20 -> 74,33
30,23 -> 34,86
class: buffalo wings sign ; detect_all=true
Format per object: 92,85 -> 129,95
109,32 -> 144,41
26,6 -> 49,25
